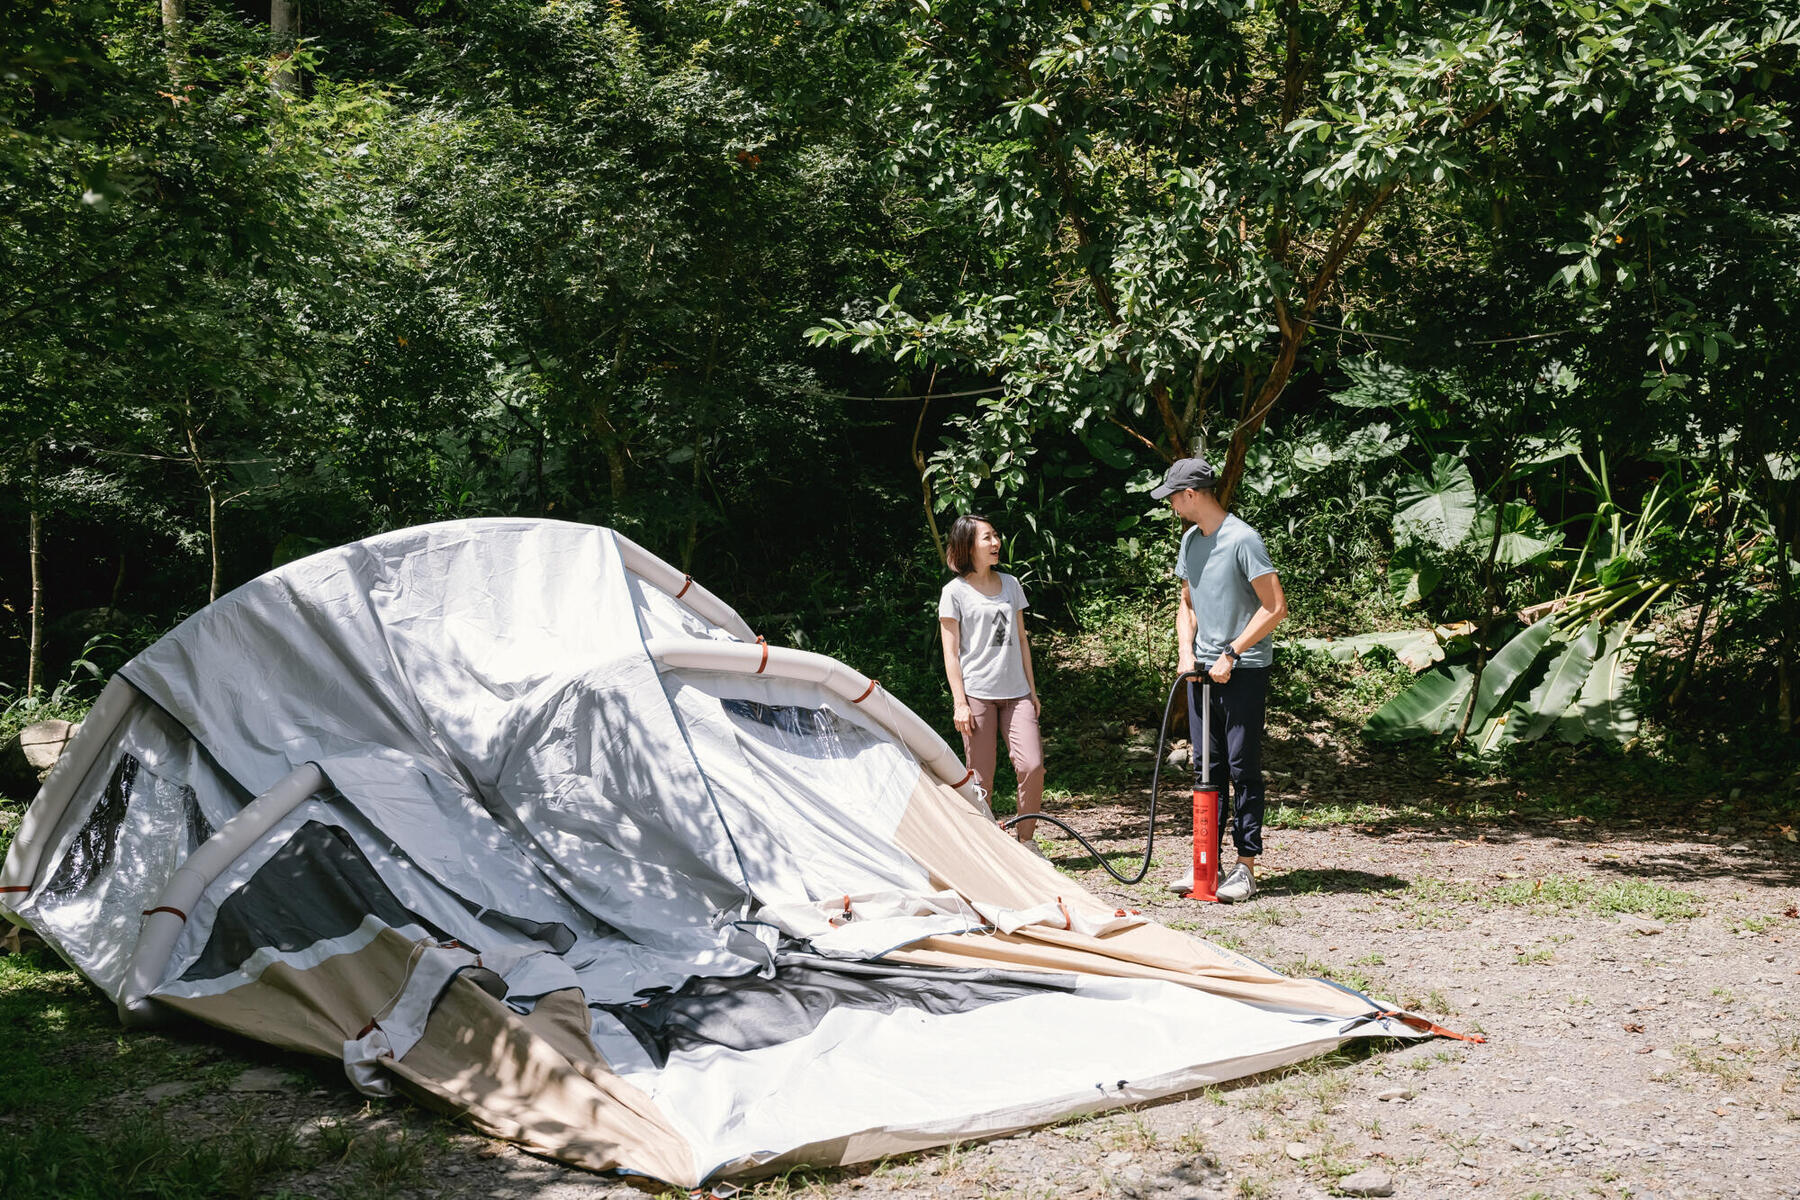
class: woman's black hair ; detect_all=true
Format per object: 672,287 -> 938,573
945,513 -> 995,576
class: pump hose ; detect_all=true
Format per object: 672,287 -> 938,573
998,670 -> 1201,885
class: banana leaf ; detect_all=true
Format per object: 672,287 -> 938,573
1513,621 -> 1602,744
1364,662 -> 1475,741
1394,631 -> 1445,672
1557,625 -> 1645,744
1464,618 -> 1560,732
1292,629 -> 1437,666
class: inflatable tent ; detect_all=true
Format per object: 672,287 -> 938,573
1,519 -> 1436,1186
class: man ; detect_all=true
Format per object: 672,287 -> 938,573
1150,457 -> 1288,902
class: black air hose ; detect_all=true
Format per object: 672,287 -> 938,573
998,670 -> 1200,884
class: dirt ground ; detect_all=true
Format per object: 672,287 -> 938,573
41,801 -> 1792,1200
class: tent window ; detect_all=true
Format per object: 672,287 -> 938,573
179,820 -> 443,983
41,754 -> 137,902
184,789 -> 215,850
721,699 -> 871,761
601,961 -> 1071,1068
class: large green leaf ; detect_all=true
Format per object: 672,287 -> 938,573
1331,360 -> 1420,409
1557,626 -> 1647,744
1394,454 -> 1478,550
1515,621 -> 1602,743
1470,502 -> 1565,566
1465,618 -> 1560,731
1364,662 -> 1475,741
1292,631 -> 1428,662
1386,541 -> 1443,606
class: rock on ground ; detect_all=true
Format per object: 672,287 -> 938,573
1,718 -> 78,795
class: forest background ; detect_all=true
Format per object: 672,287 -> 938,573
3,0 -> 1799,804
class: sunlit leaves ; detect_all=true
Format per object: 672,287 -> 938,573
1394,454 -> 1478,550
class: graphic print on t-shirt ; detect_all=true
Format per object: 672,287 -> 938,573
988,615 -> 1008,649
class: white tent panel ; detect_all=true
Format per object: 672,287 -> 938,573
0,518 -> 1450,1187
628,974 -> 1407,1176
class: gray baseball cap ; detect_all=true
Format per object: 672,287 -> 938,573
1149,456 -> 1218,499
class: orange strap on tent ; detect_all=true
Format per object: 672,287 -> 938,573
851,679 -> 877,703
1057,898 -> 1072,930
0,885 -> 28,894
1371,1009 -> 1486,1044
953,768 -> 975,788
675,575 -> 694,599
143,906 -> 188,921
755,636 -> 768,674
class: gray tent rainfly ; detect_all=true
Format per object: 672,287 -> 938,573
0,519 -> 1458,1186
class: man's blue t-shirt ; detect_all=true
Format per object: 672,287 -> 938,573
1178,514 -> 1278,669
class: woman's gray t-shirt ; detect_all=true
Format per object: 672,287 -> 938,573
938,574 -> 1030,700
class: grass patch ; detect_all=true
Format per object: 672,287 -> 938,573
1241,903 -> 1301,928
1680,1046 -> 1755,1086
350,1126 -> 429,1200
0,944 -> 193,1121
1488,875 -> 1702,920
1264,800 -> 1418,830
1283,957 -> 1375,995
0,1114 -> 313,1200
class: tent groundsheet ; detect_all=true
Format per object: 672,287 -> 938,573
0,519 -> 1446,1186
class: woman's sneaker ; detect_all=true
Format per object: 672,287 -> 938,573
1217,862 -> 1257,903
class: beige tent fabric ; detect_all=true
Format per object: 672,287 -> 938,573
161,926 -> 424,1058
384,979 -> 698,1186
891,775 -> 1376,1019
168,926 -> 698,1186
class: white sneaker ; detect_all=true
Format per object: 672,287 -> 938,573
1217,862 -> 1257,903
1167,874 -> 1194,893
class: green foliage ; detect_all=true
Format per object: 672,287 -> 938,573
0,636 -> 110,749
0,0 -> 1796,749
1394,455 -> 1478,552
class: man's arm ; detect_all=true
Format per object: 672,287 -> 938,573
1209,571 -> 1288,682
1176,579 -> 1197,677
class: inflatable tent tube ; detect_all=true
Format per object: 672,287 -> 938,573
643,637 -> 986,810
0,675 -> 142,896
118,762 -> 328,1027
615,533 -> 757,644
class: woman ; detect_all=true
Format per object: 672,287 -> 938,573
937,514 -> 1045,844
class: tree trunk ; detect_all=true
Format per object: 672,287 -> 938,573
26,442 -> 43,696
183,406 -> 223,603
270,0 -> 298,96
1776,487 -> 1797,735
107,554 -> 127,619
913,367 -> 946,566
1217,325 -> 1306,509
587,329 -> 633,505
161,0 -> 187,78
681,326 -> 722,572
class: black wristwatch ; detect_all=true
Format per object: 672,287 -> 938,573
1224,646 -> 1242,663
